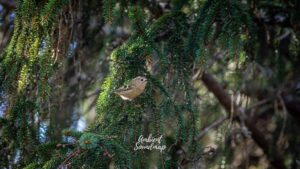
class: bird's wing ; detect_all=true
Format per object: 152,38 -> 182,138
114,85 -> 135,94
128,79 -> 137,87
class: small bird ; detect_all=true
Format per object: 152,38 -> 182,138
114,76 -> 148,101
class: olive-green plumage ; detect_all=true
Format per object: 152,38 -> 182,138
114,76 -> 147,101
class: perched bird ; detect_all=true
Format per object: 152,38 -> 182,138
114,76 -> 148,101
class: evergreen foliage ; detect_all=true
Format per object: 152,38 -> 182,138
0,0 -> 68,168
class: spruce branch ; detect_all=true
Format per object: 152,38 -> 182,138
200,72 -> 287,169
58,147 -> 82,169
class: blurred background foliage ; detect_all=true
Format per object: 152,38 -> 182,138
0,0 -> 300,168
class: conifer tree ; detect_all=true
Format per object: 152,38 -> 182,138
0,0 -> 300,168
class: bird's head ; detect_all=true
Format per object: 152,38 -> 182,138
132,76 -> 148,86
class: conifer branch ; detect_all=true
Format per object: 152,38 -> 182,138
58,148 -> 82,169
200,72 -> 287,169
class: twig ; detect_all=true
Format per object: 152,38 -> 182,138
246,98 -> 271,110
277,91 -> 288,147
103,149 -> 113,160
195,116 -> 228,141
58,148 -> 81,169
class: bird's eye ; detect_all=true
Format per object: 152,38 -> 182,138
141,79 -> 144,81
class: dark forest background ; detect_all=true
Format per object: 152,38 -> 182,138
0,0 -> 300,168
